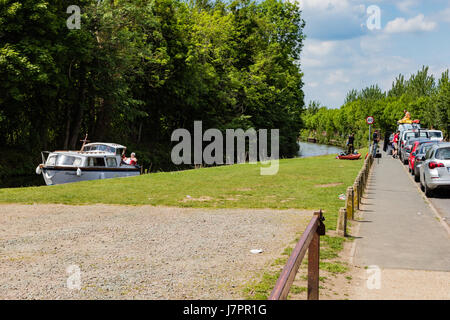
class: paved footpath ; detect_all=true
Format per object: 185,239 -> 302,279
350,153 -> 450,299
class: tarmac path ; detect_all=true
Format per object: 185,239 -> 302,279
350,153 -> 450,299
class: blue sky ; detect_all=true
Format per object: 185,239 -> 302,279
297,0 -> 450,108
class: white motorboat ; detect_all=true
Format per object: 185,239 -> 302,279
36,142 -> 140,185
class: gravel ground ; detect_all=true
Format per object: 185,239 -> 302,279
0,204 -> 310,299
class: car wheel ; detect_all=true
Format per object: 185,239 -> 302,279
414,170 -> 420,182
424,179 -> 433,197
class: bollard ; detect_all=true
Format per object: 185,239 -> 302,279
346,187 -> 353,220
336,208 -> 347,236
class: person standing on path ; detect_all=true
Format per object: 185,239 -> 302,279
392,131 -> 399,158
372,130 -> 380,158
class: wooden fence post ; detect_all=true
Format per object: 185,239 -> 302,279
336,208 -> 347,236
307,215 -> 320,300
346,187 -> 353,220
353,182 -> 359,211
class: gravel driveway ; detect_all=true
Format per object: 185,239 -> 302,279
0,204 -> 310,299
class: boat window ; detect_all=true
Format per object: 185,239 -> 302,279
84,145 -> 115,153
87,157 -> 106,167
435,147 -> 450,160
106,158 -> 117,167
46,155 -> 56,166
56,155 -> 81,166
116,148 -> 124,155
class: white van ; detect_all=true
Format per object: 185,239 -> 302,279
426,130 -> 444,141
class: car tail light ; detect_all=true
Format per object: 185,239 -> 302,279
428,162 -> 444,169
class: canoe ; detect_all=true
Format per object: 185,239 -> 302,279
337,153 -> 361,160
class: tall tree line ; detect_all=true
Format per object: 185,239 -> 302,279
0,0 -> 305,177
301,66 -> 450,147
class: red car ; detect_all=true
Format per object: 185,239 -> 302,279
408,141 -> 421,173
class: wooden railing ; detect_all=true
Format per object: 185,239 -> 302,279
269,210 -> 325,300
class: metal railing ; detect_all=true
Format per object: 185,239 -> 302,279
269,210 -> 325,300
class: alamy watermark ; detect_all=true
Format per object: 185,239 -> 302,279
366,5 -> 381,30
66,1 -> 104,30
171,121 -> 279,175
66,5 -> 81,30
66,264 -> 81,290
366,265 -> 381,290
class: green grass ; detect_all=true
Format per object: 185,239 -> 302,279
244,234 -> 350,299
319,262 -> 348,274
0,151 -> 366,229
244,271 -> 281,300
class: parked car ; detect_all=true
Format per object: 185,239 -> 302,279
401,137 -> 429,164
397,123 -> 421,132
426,130 -> 444,142
419,143 -> 450,197
410,140 -> 439,181
399,133 -> 429,164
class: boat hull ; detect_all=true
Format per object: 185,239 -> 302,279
337,153 -> 361,160
41,167 -> 140,185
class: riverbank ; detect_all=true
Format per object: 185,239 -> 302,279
0,153 -> 366,229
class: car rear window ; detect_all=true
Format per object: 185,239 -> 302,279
419,143 -> 435,154
435,147 -> 450,160
428,131 -> 442,138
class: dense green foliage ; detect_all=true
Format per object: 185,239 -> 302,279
300,66 -> 450,147
0,0 -> 305,177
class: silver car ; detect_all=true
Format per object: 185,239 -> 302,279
419,143 -> 450,197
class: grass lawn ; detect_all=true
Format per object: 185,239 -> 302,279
0,151 -> 366,229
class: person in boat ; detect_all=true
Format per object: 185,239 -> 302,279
346,133 -> 355,155
122,152 -> 138,165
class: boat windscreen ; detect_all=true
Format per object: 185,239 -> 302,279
56,155 -> 82,166
84,145 -> 116,153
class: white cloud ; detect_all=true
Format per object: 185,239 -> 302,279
384,14 -> 437,34
325,70 -> 350,85
303,40 -> 336,57
299,1 -> 449,108
301,35 -> 417,108
396,0 -> 419,13
297,0 -> 368,40
300,0 -> 351,11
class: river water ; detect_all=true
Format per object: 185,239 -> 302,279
297,141 -> 343,158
